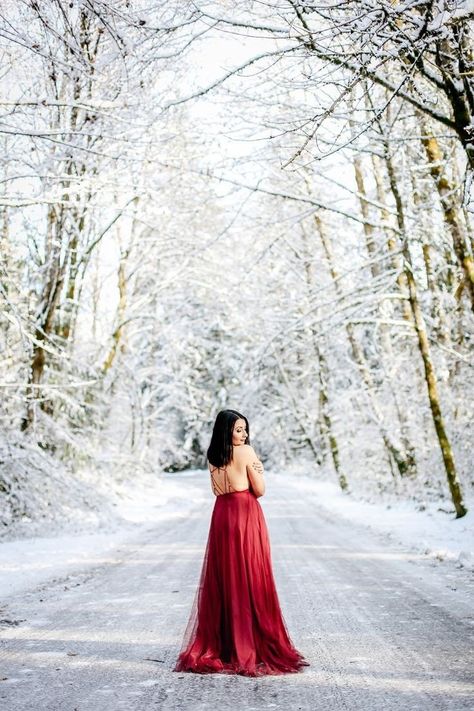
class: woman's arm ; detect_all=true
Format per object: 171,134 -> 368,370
244,446 -> 265,497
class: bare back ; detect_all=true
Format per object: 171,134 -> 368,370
208,445 -> 265,497
208,451 -> 249,495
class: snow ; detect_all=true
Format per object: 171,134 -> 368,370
2,0 -> 473,559
3,469 -> 473,710
452,1 -> 474,21
0,471 -> 206,599
1,468 -> 472,606
286,473 -> 474,571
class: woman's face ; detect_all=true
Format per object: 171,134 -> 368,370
232,418 -> 248,446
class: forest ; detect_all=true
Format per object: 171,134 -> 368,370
1,0 -> 473,526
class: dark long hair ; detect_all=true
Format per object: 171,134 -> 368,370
206,409 -> 250,468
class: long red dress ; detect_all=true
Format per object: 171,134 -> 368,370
173,470 -> 309,676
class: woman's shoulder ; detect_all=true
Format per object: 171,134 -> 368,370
234,444 -> 258,460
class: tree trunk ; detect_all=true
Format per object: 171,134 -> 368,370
422,243 -> 451,348
359,151 -> 418,474
21,204 -> 68,431
352,154 -> 380,278
371,154 -> 413,323
273,349 -> 322,465
420,119 -> 474,312
434,25 -> 474,176
21,9 -> 104,431
300,223 -> 348,489
317,343 -> 348,491
314,214 -> 415,477
102,251 -> 128,374
384,144 -> 467,518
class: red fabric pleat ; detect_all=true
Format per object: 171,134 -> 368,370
173,490 -> 309,676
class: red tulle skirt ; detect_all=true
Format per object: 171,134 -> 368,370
173,489 -> 309,676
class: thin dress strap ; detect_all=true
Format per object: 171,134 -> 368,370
209,464 -> 235,495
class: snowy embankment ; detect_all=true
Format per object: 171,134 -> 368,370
286,473 -> 474,572
0,469 -> 472,604
0,470 -> 206,599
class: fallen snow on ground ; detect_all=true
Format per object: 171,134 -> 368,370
1,468 -> 472,604
285,473 -> 474,571
0,470 -> 206,599
2,469 -> 473,711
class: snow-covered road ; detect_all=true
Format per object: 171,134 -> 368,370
1,471 -> 473,710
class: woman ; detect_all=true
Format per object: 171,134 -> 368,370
173,409 -> 309,677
